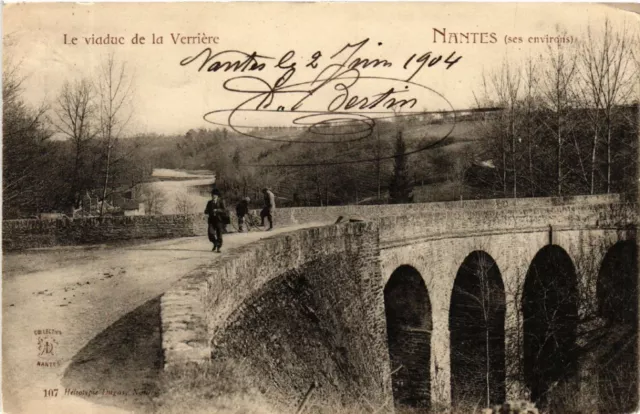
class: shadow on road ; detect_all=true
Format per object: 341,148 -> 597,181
61,296 -> 164,413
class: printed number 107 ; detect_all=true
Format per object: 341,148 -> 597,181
44,389 -> 58,397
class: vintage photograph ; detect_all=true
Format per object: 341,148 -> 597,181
2,2 -> 640,413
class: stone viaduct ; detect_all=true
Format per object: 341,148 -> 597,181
4,194 -> 637,412
158,194 -> 638,413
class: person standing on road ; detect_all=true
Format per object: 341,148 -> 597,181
236,197 -> 250,232
260,188 -> 276,231
204,189 -> 226,252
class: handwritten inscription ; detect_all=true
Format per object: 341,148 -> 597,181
180,38 -> 461,152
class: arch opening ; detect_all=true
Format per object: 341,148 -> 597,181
523,245 -> 579,408
384,265 -> 432,413
449,251 -> 506,409
596,240 -> 638,413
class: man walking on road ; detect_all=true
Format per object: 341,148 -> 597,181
204,189 -> 226,252
260,188 -> 276,231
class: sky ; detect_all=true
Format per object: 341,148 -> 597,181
3,3 -> 638,136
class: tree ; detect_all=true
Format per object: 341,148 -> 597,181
490,59 -> 522,198
52,78 -> 97,209
578,19 -> 637,194
388,130 -> 413,204
174,192 -> 197,214
538,31 -> 579,196
375,127 -> 383,200
475,65 -> 527,199
451,149 -> 475,201
96,53 -> 134,216
450,252 -> 505,409
2,52 -> 55,217
140,184 -> 167,215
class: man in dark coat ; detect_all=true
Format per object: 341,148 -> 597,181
204,189 -> 226,252
236,197 -> 250,232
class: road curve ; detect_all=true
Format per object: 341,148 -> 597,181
2,223 -> 325,414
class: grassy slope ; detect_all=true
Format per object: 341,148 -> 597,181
248,119 -> 487,204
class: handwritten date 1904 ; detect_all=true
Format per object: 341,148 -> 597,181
180,38 -> 462,83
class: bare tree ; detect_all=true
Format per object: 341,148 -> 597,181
174,192 -> 197,214
578,19 -> 637,194
474,64 -> 524,198
96,53 -> 134,216
52,78 -> 97,208
521,57 -> 542,196
538,30 -> 578,196
140,184 -> 167,215
490,59 -> 522,198
450,251 -> 505,410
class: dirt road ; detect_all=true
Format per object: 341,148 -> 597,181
2,224 -> 324,414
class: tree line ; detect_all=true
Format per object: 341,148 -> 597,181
3,52 -> 152,219
473,20 -> 639,199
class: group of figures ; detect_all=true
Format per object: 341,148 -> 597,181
203,187 -> 276,252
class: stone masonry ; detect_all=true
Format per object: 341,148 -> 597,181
159,197 -> 636,410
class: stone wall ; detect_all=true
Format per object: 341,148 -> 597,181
272,193 -> 623,227
2,193 -> 622,251
377,202 -> 637,247
388,327 -> 431,409
377,213 -> 637,408
160,222 -> 393,412
2,215 -> 207,251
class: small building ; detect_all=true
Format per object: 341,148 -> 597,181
79,186 -> 146,217
112,198 -> 146,216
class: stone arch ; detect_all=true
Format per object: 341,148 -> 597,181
449,251 -> 506,409
384,265 -> 432,412
523,245 -> 579,407
596,240 -> 638,413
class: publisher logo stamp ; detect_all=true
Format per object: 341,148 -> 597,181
34,329 -> 63,368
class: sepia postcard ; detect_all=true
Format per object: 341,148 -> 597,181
2,3 -> 640,414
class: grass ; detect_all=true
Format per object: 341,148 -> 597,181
155,359 -> 397,414
154,360 -> 280,414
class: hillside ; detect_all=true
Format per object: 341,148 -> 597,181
141,116 -> 490,207
245,118 -> 487,205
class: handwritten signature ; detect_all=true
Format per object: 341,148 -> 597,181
179,38 -> 461,164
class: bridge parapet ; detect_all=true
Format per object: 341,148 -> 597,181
377,202 -> 637,247
277,193 -> 625,225
3,194 -> 631,251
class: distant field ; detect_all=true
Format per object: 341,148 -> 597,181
403,120 -> 484,143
